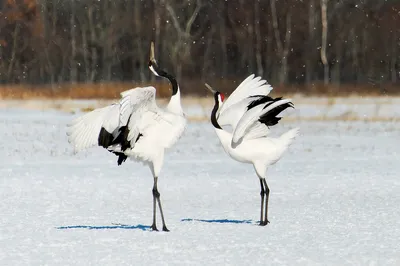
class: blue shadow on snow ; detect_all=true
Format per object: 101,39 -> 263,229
181,218 -> 253,224
56,223 -> 151,231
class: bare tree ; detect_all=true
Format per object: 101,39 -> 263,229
320,0 -> 329,85
161,0 -> 203,79
70,0 -> 77,83
87,3 -> 99,81
133,0 -> 145,81
0,0 -> 400,93
270,0 -> 292,85
6,22 -> 20,81
306,0 -> 316,84
254,0 -> 263,77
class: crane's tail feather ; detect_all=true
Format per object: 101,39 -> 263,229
279,127 -> 300,148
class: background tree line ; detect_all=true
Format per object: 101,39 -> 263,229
0,0 -> 399,95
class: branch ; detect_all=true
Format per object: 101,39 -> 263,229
162,0 -> 203,38
162,0 -> 185,37
7,22 -> 20,79
270,0 -> 283,55
185,0 -> 202,35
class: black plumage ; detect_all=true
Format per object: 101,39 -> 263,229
247,95 -> 276,110
258,102 -> 293,127
97,115 -> 143,165
246,95 -> 293,127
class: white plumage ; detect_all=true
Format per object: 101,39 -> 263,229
206,74 -> 299,226
217,74 -> 273,119
67,86 -> 185,167
213,74 -> 276,143
231,98 -> 294,144
66,47 -> 186,231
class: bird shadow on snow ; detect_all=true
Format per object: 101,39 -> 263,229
181,218 -> 255,225
55,223 -> 151,231
56,220 -> 257,231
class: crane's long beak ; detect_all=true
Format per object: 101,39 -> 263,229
204,83 -> 216,94
150,41 -> 157,66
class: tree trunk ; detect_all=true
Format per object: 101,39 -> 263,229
219,1 -> 228,77
88,6 -> 98,82
333,40 -> 342,85
102,0 -> 112,81
280,11 -> 291,85
270,0 -> 291,84
82,24 -> 90,81
306,0 -> 315,84
265,17 -> 273,80
320,0 -> 329,85
254,0 -> 263,76
202,29 -> 214,80
70,0 -> 77,83
134,0 -> 145,82
7,23 -> 20,81
391,29 -> 397,83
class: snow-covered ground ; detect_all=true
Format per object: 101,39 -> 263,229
0,104 -> 400,265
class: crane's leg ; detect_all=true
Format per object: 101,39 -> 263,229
254,163 -> 269,226
153,176 -> 169,232
262,179 -> 270,225
259,178 -> 265,226
151,176 -> 159,231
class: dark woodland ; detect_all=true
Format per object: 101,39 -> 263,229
0,0 -> 399,95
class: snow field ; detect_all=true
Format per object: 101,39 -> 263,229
0,106 -> 399,265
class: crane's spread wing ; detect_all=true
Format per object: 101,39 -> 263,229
119,86 -> 158,125
217,75 -> 273,128
218,74 -> 273,118
67,86 -> 159,153
118,86 -> 159,144
231,99 -> 293,144
67,104 -> 120,153
217,98 -> 253,129
242,122 -> 270,141
217,94 -> 275,129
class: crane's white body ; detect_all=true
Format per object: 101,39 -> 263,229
214,126 -> 299,178
207,73 -> 298,225
212,74 -> 299,179
67,86 -> 186,177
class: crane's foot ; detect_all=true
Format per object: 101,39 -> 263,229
259,220 -> 270,226
151,224 -> 158,231
162,225 -> 170,232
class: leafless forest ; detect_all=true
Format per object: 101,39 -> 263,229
0,0 -> 399,97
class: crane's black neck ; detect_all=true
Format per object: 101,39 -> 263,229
211,93 -> 222,129
162,71 -> 179,96
150,62 -> 178,96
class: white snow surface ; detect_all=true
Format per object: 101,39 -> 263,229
0,107 -> 400,265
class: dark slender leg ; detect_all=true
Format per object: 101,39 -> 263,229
153,176 -> 169,232
262,179 -> 270,225
151,177 -> 159,231
156,196 -> 169,232
259,178 -> 265,226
